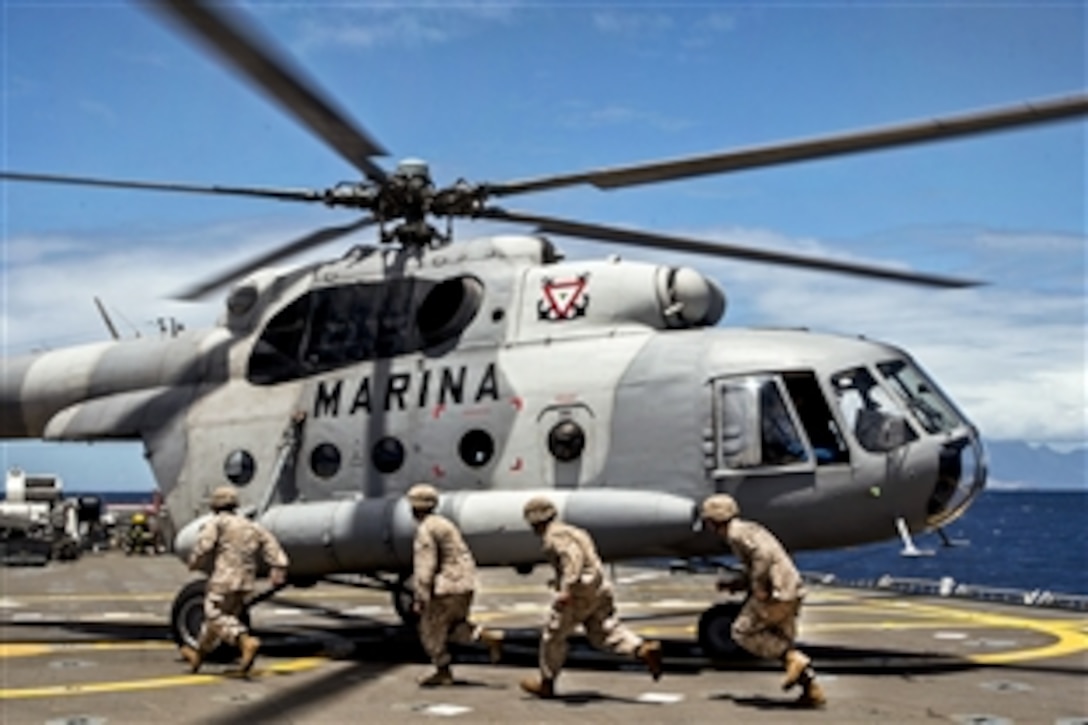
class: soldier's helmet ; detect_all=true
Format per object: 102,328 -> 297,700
523,496 -> 558,525
700,494 -> 740,524
210,486 -> 239,511
407,483 -> 439,512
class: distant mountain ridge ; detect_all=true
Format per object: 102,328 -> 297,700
984,439 -> 1086,490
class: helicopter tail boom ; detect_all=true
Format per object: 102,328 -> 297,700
0,331 -> 231,441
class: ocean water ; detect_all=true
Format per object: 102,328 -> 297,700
794,490 -> 1088,596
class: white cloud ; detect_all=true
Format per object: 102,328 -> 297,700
78,99 -> 117,126
267,5 -> 517,52
593,10 -> 674,37
559,101 -> 692,133
1,218 -> 340,353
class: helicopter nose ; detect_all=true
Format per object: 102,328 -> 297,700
924,430 -> 987,528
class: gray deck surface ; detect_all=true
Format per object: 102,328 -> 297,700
1,551 -> 1085,724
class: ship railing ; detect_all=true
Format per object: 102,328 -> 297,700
800,572 -> 1088,611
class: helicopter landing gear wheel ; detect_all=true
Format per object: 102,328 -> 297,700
697,601 -> 745,659
392,575 -> 418,628
170,578 -> 250,663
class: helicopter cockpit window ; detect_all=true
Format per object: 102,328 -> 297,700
247,295 -> 311,385
416,276 -> 483,349
248,276 -> 482,385
832,366 -> 918,453
783,372 -> 849,464
876,359 -> 965,435
718,375 -> 809,469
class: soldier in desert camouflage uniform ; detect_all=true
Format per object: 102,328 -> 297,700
179,486 -> 289,675
700,493 -> 826,708
519,496 -> 663,699
408,483 -> 504,687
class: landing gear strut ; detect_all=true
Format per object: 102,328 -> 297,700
317,571 -> 419,627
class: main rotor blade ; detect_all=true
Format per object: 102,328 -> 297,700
480,208 -> 981,288
174,215 -> 377,301
0,170 -> 326,203
144,0 -> 388,183
488,94 -> 1088,196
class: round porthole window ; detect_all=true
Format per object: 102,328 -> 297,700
310,443 -> 342,479
459,429 -> 494,468
223,450 -> 256,485
548,420 -> 585,462
372,437 -> 405,474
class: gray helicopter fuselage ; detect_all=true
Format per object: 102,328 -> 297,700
0,236 -> 985,571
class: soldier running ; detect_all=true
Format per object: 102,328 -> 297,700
700,494 -> 827,708
180,486 -> 289,675
408,483 -> 504,687
520,496 -> 663,699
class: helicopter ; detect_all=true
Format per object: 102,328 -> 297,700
2,0 -> 1086,657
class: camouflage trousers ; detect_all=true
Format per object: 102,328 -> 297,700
540,585 -> 643,680
731,596 -> 801,660
198,589 -> 249,651
418,591 -> 482,668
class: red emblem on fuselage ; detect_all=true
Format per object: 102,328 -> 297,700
538,274 -> 590,321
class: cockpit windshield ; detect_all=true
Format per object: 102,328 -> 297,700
876,359 -> 965,435
831,367 -> 917,453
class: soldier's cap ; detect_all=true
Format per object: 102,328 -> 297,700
407,483 -> 439,510
210,486 -> 239,511
700,494 -> 739,524
523,496 -> 558,525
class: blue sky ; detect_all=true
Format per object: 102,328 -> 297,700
2,1 -> 1085,491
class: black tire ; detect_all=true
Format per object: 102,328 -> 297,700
170,578 -> 250,663
392,576 -> 419,628
697,601 -> 745,659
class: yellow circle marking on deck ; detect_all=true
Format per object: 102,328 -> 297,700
0,643 -> 52,658
629,595 -> 1088,665
812,597 -> 1088,664
0,641 -> 174,659
0,657 -> 326,700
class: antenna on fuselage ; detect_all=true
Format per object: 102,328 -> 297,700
93,297 -> 120,341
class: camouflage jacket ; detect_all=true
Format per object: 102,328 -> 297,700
188,511 -> 289,594
725,518 -> 805,602
541,520 -> 605,596
413,513 -> 477,603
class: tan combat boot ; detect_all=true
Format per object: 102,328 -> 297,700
781,648 -> 811,690
480,629 -> 504,664
238,634 -> 262,675
419,665 -> 455,687
797,678 -> 827,708
179,645 -> 203,674
519,676 -> 555,699
636,639 -> 664,681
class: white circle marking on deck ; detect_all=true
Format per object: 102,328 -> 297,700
11,612 -> 44,621
637,692 -> 684,704
342,605 -> 384,616
421,703 -> 472,716
934,631 -> 968,640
